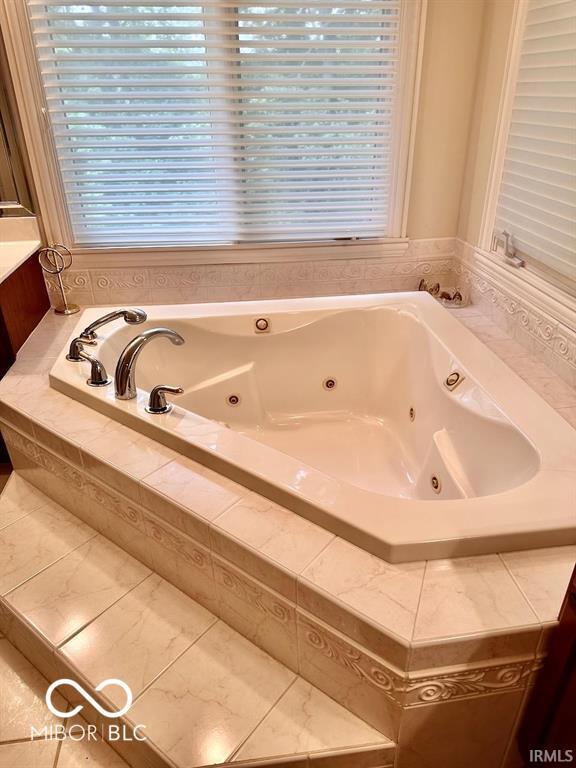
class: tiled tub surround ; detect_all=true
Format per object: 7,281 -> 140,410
1,312 -> 575,767
0,481 -> 393,768
49,295 -> 576,563
0,463 -> 565,768
43,239 -> 456,308
454,241 -> 576,392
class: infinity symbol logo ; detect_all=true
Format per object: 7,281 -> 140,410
46,678 -> 133,718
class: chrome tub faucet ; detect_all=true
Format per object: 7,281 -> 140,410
66,337 -> 110,387
115,328 -> 185,400
79,308 -> 147,341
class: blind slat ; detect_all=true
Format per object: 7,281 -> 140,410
495,0 -> 576,277
29,0 -> 402,245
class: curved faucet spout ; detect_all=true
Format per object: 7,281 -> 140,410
115,327 -> 185,400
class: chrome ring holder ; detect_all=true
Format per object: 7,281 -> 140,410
38,244 -> 80,315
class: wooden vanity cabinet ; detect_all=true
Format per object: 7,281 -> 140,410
0,250 -> 49,459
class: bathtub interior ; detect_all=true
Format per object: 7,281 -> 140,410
93,304 -> 540,502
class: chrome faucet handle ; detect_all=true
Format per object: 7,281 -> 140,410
77,350 -> 111,387
145,385 -> 184,415
66,337 -> 97,362
80,308 -> 147,341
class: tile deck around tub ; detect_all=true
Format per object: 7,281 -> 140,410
213,493 -> 335,582
500,546 -> 576,623
412,555 -> 539,642
300,538 -> 425,643
0,308 -> 574,676
0,477 -> 394,768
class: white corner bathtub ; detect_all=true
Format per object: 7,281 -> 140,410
50,293 -> 576,562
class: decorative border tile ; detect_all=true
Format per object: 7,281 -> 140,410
0,421 -> 542,714
297,612 -> 404,705
214,558 -> 294,629
453,246 -> 576,386
214,556 -> 299,670
404,660 -> 538,707
42,238 -> 458,307
143,512 -> 211,574
297,613 -> 540,709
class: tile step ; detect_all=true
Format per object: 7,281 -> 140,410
0,473 -> 395,768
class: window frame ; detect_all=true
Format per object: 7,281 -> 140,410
480,0 -> 576,291
0,0 -> 425,265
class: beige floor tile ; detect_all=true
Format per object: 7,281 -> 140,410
5,536 -> 150,646
0,739 -> 58,768
501,546 -> 576,622
413,555 -> 538,641
60,574 -> 217,704
0,498 -> 97,595
0,473 -> 45,530
0,639 -> 63,742
128,621 -> 295,767
57,732 -> 130,767
234,678 -> 389,762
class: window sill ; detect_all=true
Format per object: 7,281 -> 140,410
70,238 -> 410,269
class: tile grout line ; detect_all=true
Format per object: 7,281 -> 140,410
295,571 -> 411,652
0,510 -> 32,532
1,529 -> 100,601
52,735 -> 63,768
496,553 -> 544,628
54,567 -> 154,651
0,734 -> 58,747
407,558 -> 429,671
127,613 -> 220,707
227,672 -> 300,764
295,531 -> 336,579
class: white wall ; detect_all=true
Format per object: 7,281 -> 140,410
407,0 -> 486,240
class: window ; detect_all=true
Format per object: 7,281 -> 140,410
493,0 -> 576,280
23,0 -> 419,249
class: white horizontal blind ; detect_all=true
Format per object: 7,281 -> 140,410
494,0 -> 576,278
26,0 -> 402,246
